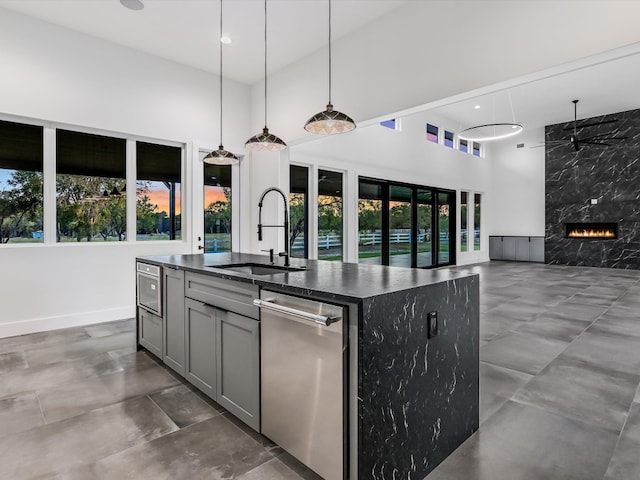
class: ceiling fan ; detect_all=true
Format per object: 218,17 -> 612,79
562,99 -> 627,151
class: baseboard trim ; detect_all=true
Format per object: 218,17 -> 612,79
0,306 -> 136,339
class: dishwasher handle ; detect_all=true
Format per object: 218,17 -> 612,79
253,298 -> 340,326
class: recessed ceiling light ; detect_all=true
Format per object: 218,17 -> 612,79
474,105 -> 481,109
220,36 -> 232,45
120,0 -> 144,11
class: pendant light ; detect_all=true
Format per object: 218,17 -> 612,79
204,0 -> 239,165
458,91 -> 523,142
245,0 -> 287,151
304,0 -> 356,135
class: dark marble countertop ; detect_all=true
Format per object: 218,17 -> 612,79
137,252 -> 475,303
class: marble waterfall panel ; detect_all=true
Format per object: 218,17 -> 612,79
545,107 -> 640,269
358,274 -> 479,479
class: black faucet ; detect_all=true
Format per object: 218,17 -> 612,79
257,187 -> 290,267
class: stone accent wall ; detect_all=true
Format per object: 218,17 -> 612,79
545,108 -> 640,269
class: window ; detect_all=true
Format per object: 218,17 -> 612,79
473,142 -> 481,157
56,130 -> 126,242
459,138 -> 468,153
474,193 -> 481,250
444,130 -> 454,148
317,169 -> 343,261
203,161 -> 231,252
460,191 -> 468,252
0,120 -> 43,244
290,164 -> 309,258
426,123 -> 439,143
380,119 -> 398,130
358,180 -> 384,265
137,142 -> 182,241
437,192 -> 454,264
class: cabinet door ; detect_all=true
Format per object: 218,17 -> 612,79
217,311 -> 261,432
138,308 -> 162,359
503,237 -> 516,260
515,238 -> 531,262
185,298 -> 217,400
489,237 -> 503,260
529,237 -> 545,262
164,268 -> 185,375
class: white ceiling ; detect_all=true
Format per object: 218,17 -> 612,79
423,48 -> 640,134
0,0 -> 407,85
1,0 -> 640,133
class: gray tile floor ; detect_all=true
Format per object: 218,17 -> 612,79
0,261 -> 639,479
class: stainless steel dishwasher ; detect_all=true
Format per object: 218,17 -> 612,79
255,290 -> 346,480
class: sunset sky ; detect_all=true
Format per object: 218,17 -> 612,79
141,183 -> 228,214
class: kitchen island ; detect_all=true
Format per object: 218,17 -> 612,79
136,252 -> 479,480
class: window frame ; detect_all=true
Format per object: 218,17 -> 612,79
0,113 -> 187,247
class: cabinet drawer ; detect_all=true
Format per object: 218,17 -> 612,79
185,272 -> 259,319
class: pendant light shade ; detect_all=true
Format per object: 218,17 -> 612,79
305,103 -> 356,135
246,127 -> 287,151
204,0 -> 239,165
246,0 -> 286,152
304,0 -> 356,135
204,145 -> 239,165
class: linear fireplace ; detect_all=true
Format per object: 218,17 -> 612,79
565,223 -> 618,239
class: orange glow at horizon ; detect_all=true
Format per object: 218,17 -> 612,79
204,187 -> 227,208
145,189 -> 181,215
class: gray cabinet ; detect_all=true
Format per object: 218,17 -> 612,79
217,311 -> 260,431
489,236 -> 545,263
164,267 -> 185,375
185,298 -> 218,400
138,307 -> 162,358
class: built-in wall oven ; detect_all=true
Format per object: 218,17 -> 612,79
136,262 -> 162,316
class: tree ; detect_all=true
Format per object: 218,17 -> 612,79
136,182 -> 158,235
357,199 -> 381,233
0,171 -> 42,243
317,195 -> 342,233
204,187 -> 231,234
289,193 -> 305,249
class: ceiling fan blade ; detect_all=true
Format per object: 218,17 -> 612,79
581,140 -> 612,146
562,118 -> 618,131
581,135 -> 627,141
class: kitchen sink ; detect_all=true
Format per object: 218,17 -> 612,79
209,263 -> 307,276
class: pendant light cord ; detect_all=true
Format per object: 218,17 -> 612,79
264,0 -> 268,128
219,0 -> 224,145
328,0 -> 332,105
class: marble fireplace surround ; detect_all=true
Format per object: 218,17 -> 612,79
545,107 -> 640,269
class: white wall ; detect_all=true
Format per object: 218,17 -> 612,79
253,1 -> 640,144
0,9 -> 251,337
487,128 -> 546,236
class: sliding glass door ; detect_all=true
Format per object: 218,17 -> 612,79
358,180 -> 384,264
357,177 -> 455,268
416,189 -> 433,268
389,185 -> 413,267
